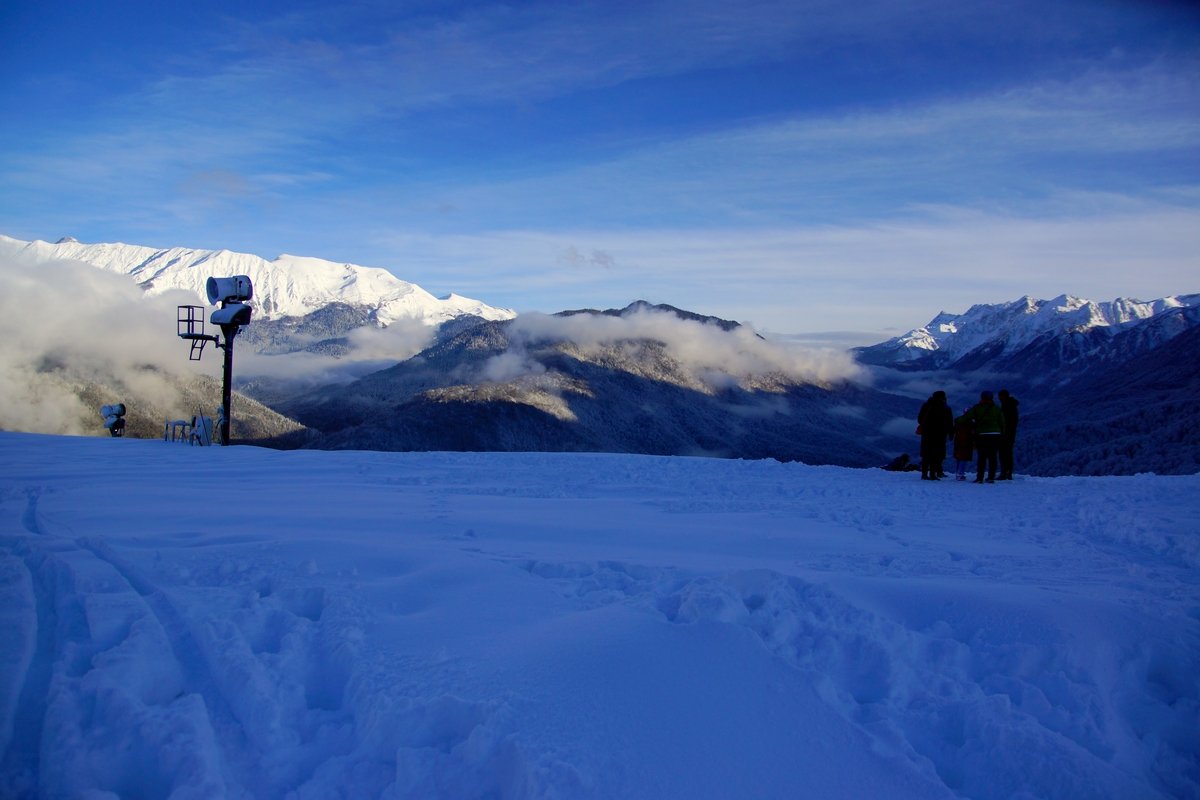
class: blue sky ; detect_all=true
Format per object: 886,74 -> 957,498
1,0 -> 1198,338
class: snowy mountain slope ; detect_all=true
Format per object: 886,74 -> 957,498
2,433 -> 1197,798
1017,312 -> 1200,476
990,302 -> 1200,387
856,293 -> 1200,371
0,234 -> 515,327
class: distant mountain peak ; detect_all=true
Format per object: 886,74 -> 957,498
4,234 -> 515,329
856,292 -> 1200,371
557,299 -> 743,332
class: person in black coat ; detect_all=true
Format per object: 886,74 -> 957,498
917,390 -> 954,480
998,388 -> 1019,480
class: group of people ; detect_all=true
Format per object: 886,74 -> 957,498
917,389 -> 1019,483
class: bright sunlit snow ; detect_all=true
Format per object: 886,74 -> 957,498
2,433 -> 1197,798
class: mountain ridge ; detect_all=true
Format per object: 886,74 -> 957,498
0,234 -> 515,328
857,293 -> 1200,373
279,308 -> 906,466
5,232 -> 1195,474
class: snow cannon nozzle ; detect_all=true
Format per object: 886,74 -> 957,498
206,275 -> 253,305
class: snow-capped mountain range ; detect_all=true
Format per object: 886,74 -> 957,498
0,234 -> 515,327
3,231 -> 1196,475
856,293 -> 1200,370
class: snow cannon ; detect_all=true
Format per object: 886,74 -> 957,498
210,302 -> 252,326
207,274 -> 253,328
176,275 -> 253,446
174,274 -> 254,447
100,403 -> 126,437
206,275 -> 253,305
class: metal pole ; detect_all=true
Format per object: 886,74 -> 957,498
220,325 -> 239,445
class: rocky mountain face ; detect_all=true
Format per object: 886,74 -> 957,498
558,300 -> 746,332
280,305 -> 914,467
239,303 -> 381,357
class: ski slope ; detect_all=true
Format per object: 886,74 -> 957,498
1,433 -> 1197,798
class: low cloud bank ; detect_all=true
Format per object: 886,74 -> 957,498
237,318 -> 434,388
486,307 -> 865,389
0,249 -> 206,434
0,239 -> 437,422
0,242 -> 863,437
869,366 -> 1016,412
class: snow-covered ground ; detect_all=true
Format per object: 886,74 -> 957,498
1,432 -> 1197,799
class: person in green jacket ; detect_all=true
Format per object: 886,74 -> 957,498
964,390 -> 1006,483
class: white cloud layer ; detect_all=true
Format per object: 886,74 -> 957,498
236,318 -> 435,388
0,250 -> 206,434
482,307 -> 865,389
0,248 -> 438,431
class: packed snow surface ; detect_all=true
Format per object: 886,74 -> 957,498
1,433 -> 1197,799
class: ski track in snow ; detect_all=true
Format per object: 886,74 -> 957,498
0,435 -> 1198,799
512,558 -> 1194,799
1,495 -> 360,797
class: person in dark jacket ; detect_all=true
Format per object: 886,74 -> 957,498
883,453 -> 919,472
998,388 -> 1019,480
952,409 -> 974,481
917,390 -> 954,480
964,390 -> 1006,483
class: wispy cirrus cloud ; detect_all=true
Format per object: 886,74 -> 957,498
17,0 -> 1173,202
395,58 -> 1200,229
211,0 -> 972,114
1,0 -> 1196,338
